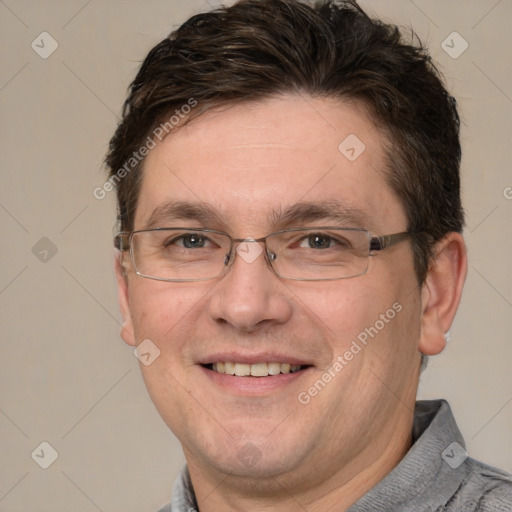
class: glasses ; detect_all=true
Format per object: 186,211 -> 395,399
115,227 -> 414,282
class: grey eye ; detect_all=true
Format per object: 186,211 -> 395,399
304,234 -> 333,249
181,234 -> 207,248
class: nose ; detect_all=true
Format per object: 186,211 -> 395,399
207,240 -> 293,333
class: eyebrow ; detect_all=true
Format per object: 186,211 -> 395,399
268,200 -> 373,230
141,200 -> 373,231
142,201 -> 226,230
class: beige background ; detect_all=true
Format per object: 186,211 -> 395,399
0,1 -> 510,511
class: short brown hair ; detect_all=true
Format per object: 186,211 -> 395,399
106,0 -> 464,283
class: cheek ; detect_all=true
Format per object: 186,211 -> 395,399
297,271 -> 420,365
128,280 -> 190,345
295,278 -> 396,345
128,280 -> 219,364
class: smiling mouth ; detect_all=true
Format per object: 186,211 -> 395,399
203,362 -> 309,377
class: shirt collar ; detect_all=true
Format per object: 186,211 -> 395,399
348,399 -> 467,511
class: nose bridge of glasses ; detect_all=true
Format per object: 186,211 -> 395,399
228,236 -> 272,267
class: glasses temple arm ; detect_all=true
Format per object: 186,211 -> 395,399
114,232 -> 130,251
369,232 -> 413,251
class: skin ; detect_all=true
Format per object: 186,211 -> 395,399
116,95 -> 467,511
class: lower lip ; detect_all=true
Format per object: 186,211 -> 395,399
199,365 -> 310,395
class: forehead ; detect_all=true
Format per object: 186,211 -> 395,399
135,95 -> 407,235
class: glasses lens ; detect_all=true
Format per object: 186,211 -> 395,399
267,228 -> 371,280
131,229 -> 230,281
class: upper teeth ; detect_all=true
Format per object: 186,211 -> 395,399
211,362 -> 303,377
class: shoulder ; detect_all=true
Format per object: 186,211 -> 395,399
155,504 -> 172,512
155,504 -> 196,512
453,457 -> 512,511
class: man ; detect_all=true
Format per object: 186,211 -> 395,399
105,0 -> 512,510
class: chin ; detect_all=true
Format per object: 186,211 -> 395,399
210,446 -> 306,481
185,425 -> 312,481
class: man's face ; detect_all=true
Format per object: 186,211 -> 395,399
118,95 -> 425,487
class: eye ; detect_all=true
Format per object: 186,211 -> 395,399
299,233 -> 336,249
169,233 -> 211,249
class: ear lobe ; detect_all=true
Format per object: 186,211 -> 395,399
114,250 -> 136,347
418,233 -> 467,356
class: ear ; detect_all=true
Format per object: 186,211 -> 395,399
114,249 -> 136,347
418,232 -> 467,356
